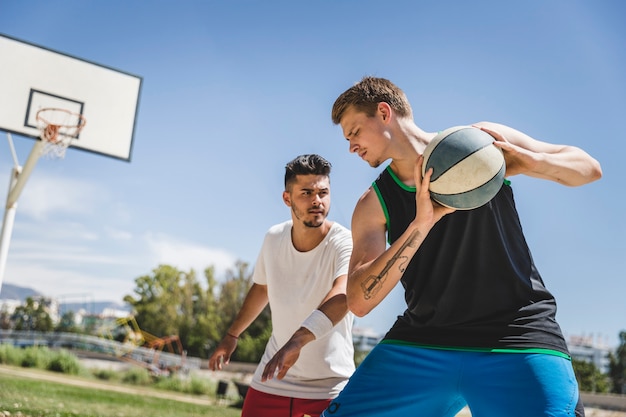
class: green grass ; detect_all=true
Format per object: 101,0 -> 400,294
0,368 -> 241,417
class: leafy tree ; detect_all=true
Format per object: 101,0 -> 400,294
177,267 -> 216,358
572,358 -> 610,393
215,260 -> 271,363
216,261 -> 253,326
0,305 -> 11,330
608,330 -> 626,394
123,265 -> 189,339
354,348 -> 370,367
235,325 -> 272,362
12,297 -> 53,332
202,266 -> 222,343
55,311 -> 80,333
123,261 -> 271,361
185,266 -> 224,358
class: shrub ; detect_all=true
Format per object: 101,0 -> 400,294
154,376 -> 184,392
121,367 -> 152,386
21,346 -> 50,368
47,350 -> 82,375
154,375 -> 212,396
188,376 -> 211,395
0,343 -> 22,365
92,368 -> 118,381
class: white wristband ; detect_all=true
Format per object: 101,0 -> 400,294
301,309 -> 334,340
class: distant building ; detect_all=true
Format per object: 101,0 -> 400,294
352,327 -> 382,352
101,308 -> 130,319
0,296 -> 59,323
567,334 -> 611,374
0,299 -> 21,315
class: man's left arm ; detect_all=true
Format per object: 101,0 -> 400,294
260,274 -> 349,381
474,122 -> 602,186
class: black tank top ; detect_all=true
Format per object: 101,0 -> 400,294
374,166 -> 569,354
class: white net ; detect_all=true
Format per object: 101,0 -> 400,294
36,108 -> 86,159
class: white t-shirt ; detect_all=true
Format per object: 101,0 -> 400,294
250,220 -> 355,399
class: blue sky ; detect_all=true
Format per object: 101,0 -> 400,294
0,1 -> 624,347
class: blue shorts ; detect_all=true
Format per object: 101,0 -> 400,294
322,342 -> 581,417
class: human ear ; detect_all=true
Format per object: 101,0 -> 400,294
378,102 -> 392,123
282,191 -> 292,207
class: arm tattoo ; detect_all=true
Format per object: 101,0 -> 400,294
361,229 -> 421,300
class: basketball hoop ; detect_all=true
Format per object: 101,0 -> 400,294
36,108 -> 86,158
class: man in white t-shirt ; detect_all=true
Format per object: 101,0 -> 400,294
209,154 -> 354,417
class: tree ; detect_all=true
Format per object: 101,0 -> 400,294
0,305 -> 11,330
12,297 -> 54,332
123,265 -> 189,339
215,260 -> 271,363
216,261 -> 253,326
123,261 -> 272,361
201,266 -> 222,343
572,358 -> 610,393
177,267 -> 217,358
55,311 -> 80,333
609,330 -> 626,394
185,266 -> 228,358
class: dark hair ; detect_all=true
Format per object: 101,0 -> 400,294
331,76 -> 412,125
284,154 -> 332,189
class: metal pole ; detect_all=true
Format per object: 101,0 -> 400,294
0,133 -> 44,292
0,166 -> 20,292
7,139 -> 45,207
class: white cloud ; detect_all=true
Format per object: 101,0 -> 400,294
11,221 -> 101,244
3,262 -> 135,302
0,175 -> 239,302
1,232 -> 240,303
9,243 -> 125,265
105,227 -> 133,241
144,232 -> 238,277
13,172 -> 109,221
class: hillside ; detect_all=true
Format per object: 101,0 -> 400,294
0,282 -> 41,300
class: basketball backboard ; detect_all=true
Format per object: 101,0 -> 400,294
0,33 -> 142,162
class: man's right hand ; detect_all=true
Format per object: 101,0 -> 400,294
415,155 -> 455,229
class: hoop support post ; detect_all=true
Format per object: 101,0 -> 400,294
6,139 -> 45,207
0,165 -> 20,292
0,132 -> 46,292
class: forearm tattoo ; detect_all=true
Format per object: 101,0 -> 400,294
361,229 -> 421,300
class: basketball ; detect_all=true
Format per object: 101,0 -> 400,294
422,126 -> 506,210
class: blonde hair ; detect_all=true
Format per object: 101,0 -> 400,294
331,76 -> 412,124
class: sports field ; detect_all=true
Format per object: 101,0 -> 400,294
3,363 -> 625,417
0,365 -> 240,417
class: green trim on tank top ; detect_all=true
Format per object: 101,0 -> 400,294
372,165 -> 511,245
372,175 -> 392,245
380,339 -> 571,360
385,165 -> 415,191
371,181 -> 390,234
